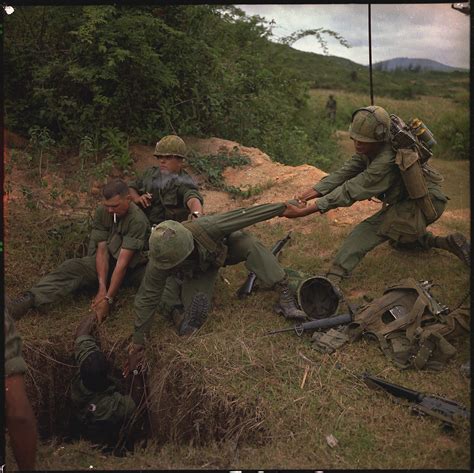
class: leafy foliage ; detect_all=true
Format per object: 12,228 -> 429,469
4,5 -> 343,170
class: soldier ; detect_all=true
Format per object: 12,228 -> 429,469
4,307 -> 38,470
70,313 -> 144,451
123,203 -> 306,374
128,135 -> 204,225
9,179 -> 150,322
283,105 -> 470,284
325,94 -> 337,123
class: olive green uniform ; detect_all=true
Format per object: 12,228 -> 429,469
314,142 -> 447,278
71,335 -> 135,438
29,202 -> 150,307
4,308 -> 28,377
133,203 -> 287,344
129,168 -> 203,224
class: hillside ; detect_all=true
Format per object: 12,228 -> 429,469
4,129 -> 470,470
374,57 -> 467,72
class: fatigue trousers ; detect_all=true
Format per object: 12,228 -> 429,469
329,198 -> 447,279
30,255 -> 146,307
160,230 -> 286,314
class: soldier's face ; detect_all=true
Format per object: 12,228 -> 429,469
158,155 -> 184,174
352,139 -> 382,157
103,194 -> 131,217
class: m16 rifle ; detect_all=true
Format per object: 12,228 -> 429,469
237,232 -> 292,298
362,373 -> 469,427
264,312 -> 352,336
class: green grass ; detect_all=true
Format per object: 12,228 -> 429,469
4,85 -> 470,470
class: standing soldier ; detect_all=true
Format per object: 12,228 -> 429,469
128,135 -> 204,224
283,105 -> 470,284
124,203 -> 306,375
325,94 -> 337,123
9,180 -> 150,322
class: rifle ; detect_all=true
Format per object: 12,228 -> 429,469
264,312 -> 352,336
362,373 -> 469,427
236,231 -> 292,298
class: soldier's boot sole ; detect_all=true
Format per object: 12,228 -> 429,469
7,291 -> 35,320
179,292 -> 210,336
448,233 -> 470,267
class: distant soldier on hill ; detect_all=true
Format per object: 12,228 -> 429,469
325,94 -> 337,123
128,135 -> 204,225
123,203 -> 307,375
283,105 -> 470,284
9,179 -> 150,323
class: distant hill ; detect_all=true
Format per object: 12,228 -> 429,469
373,57 -> 467,72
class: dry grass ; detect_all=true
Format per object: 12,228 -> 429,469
4,102 -> 470,469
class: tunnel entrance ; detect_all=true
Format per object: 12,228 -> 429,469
21,336 -> 268,450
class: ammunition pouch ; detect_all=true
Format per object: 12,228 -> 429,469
395,148 -> 438,221
182,221 -> 228,268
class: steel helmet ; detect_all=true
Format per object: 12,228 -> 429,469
349,106 -> 390,142
154,135 -> 187,159
149,220 -> 194,269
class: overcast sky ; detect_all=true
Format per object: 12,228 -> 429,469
236,4 -> 470,69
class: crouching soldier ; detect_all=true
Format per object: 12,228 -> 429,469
9,180 -> 150,323
70,313 -> 145,452
284,105 -> 470,284
124,203 -> 305,374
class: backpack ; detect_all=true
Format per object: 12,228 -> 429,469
390,115 -> 439,221
345,278 -> 469,370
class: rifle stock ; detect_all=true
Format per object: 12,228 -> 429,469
362,373 -> 469,426
237,231 -> 292,298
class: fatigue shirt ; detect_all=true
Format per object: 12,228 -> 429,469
70,335 -> 135,426
313,142 -> 446,213
133,202 -> 286,344
88,202 -> 150,268
129,168 -> 203,224
4,309 -> 27,377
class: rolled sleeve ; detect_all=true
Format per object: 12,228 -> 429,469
183,188 -> 204,205
89,207 -> 111,248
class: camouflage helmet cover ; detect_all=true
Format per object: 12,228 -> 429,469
349,105 -> 390,143
149,220 -> 194,269
154,135 -> 187,159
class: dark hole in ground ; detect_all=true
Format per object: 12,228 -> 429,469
21,337 -> 269,449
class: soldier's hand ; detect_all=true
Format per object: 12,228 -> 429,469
93,299 -> 110,324
137,193 -> 152,208
297,188 -> 321,202
282,202 -> 318,219
123,343 -> 145,378
91,289 -> 107,309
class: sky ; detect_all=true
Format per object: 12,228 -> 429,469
236,4 -> 470,69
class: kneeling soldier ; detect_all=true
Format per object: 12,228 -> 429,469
124,203 -> 305,373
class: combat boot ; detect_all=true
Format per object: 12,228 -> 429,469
274,278 -> 307,320
179,292 -> 210,336
428,232 -> 470,267
8,291 -> 35,320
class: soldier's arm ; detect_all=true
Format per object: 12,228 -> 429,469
5,374 -> 38,471
129,173 -> 152,208
94,241 -> 110,305
132,264 -> 168,346
202,202 -> 287,237
181,181 -> 204,216
313,155 -> 367,197
316,154 -> 398,213
104,248 -> 136,301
